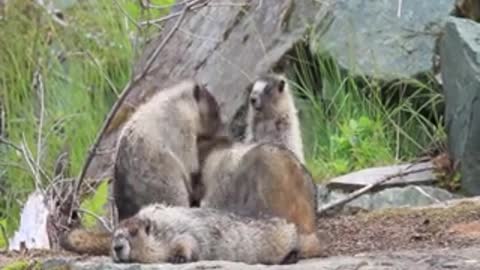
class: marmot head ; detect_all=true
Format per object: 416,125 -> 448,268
248,74 -> 289,115
111,205 -> 199,264
193,83 -> 224,138
111,216 -> 158,263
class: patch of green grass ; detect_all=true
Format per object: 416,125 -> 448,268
0,0 -> 173,247
289,45 -> 445,180
79,180 -> 109,228
2,260 -> 31,270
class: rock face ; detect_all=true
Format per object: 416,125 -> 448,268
38,246 -> 480,270
314,0 -> 456,80
441,16 -> 480,196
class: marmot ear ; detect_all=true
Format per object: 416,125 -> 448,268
193,84 -> 202,101
278,79 -> 285,93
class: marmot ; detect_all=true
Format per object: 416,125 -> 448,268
244,73 -> 305,164
199,138 -> 321,258
114,80 -> 222,220
62,204 -> 300,265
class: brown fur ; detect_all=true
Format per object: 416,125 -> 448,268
113,80 -> 222,220
455,0 -> 480,21
60,228 -> 112,256
200,140 -> 321,258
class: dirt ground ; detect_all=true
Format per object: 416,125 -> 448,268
1,199 -> 480,268
317,199 -> 480,257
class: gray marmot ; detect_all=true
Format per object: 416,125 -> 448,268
61,204 -> 300,265
114,80 -> 222,220
244,73 -> 305,164
198,135 -> 321,258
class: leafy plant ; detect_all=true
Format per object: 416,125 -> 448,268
79,180 -> 109,228
0,0 -> 174,244
289,44 -> 445,181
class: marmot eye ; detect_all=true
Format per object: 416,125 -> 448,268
278,80 -> 285,93
144,219 -> 152,235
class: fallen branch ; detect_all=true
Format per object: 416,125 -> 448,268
317,166 -> 434,215
71,0 -> 208,223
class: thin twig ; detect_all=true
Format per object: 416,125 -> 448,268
112,0 -> 141,29
76,208 -> 113,233
317,167 -> 434,215
20,136 -> 43,193
86,51 -> 120,97
413,186 -> 443,204
143,0 -> 188,10
71,0 -> 207,223
0,136 -> 22,152
20,134 -> 52,187
33,69 -> 45,189
139,0 -> 207,27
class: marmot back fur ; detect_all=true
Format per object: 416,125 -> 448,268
199,137 -> 321,258
244,73 -> 305,164
114,80 -> 222,220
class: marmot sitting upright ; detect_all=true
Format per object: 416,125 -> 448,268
244,73 -> 305,164
114,80 -> 222,220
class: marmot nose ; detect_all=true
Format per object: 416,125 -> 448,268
250,97 -> 261,109
113,244 -> 124,254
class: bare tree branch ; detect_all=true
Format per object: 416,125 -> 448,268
317,166 -> 435,215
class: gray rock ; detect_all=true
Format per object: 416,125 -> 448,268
327,162 -> 436,191
40,246 -> 480,270
318,185 -> 460,212
441,16 -> 480,196
313,0 -> 456,80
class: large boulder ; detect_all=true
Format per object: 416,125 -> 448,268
441,17 -> 480,196
313,0 -> 456,80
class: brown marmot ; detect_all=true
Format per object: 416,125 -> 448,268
61,204 -> 300,265
198,136 -> 321,258
244,73 -> 305,164
114,80 -> 222,220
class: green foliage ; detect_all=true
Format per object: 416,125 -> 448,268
326,116 -> 393,175
0,0 -> 173,241
2,260 -> 31,270
0,218 -> 8,249
79,180 -> 109,228
290,45 -> 445,180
